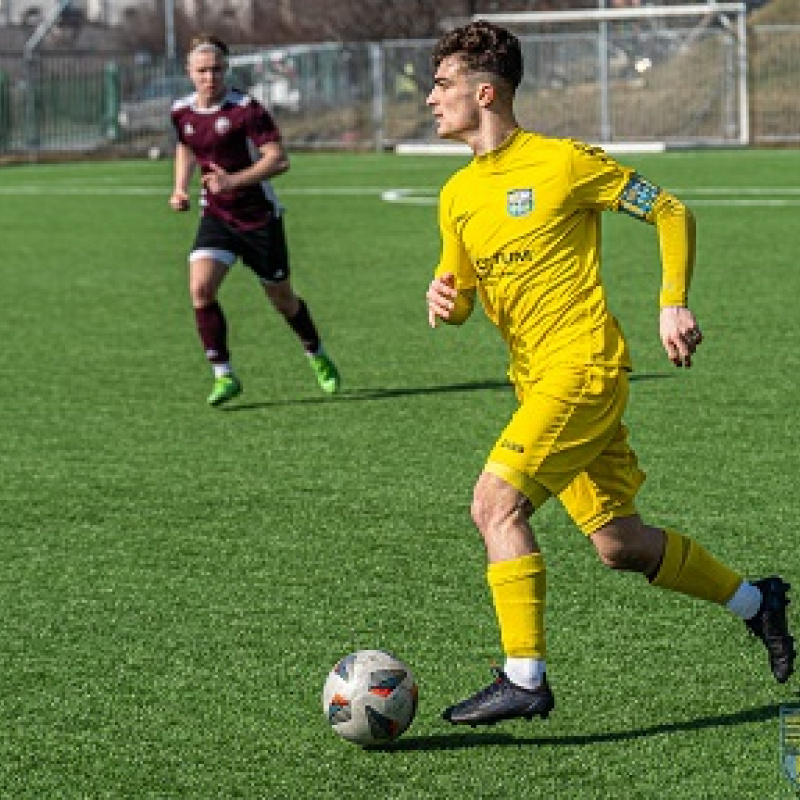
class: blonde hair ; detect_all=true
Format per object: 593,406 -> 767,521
187,33 -> 229,63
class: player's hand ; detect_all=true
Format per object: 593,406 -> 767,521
169,191 -> 190,211
202,163 -> 234,195
660,305 -> 703,368
427,272 -> 457,328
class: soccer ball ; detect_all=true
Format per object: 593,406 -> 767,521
322,649 -> 418,746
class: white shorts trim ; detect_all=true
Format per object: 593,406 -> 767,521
189,247 -> 236,266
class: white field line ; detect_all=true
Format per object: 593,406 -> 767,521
0,184 -> 799,206
0,185 -> 391,196
381,187 -> 800,206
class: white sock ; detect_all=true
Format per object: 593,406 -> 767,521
213,362 -> 233,379
727,581 -> 762,620
504,657 -> 546,691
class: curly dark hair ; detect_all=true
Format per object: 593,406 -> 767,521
432,20 -> 523,91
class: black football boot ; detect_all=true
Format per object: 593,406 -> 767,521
442,669 -> 555,727
745,576 -> 795,683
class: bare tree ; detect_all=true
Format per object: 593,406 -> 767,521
117,0 -> 610,56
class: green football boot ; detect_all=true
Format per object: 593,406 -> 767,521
207,374 -> 242,407
309,352 -> 341,394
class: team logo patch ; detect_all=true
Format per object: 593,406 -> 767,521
618,173 -> 661,219
183,123 -> 194,137
781,706 -> 800,789
215,117 -> 231,135
507,188 -> 534,218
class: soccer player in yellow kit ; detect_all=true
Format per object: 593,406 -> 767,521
426,20 -> 795,726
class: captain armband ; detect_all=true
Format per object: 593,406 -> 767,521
616,173 -> 662,221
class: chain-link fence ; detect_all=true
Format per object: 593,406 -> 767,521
0,24 -> 797,156
749,24 -> 800,143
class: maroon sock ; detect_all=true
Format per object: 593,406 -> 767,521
194,302 -> 230,363
287,298 -> 321,354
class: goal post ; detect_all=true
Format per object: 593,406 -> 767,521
475,3 -> 748,26
475,2 -> 750,147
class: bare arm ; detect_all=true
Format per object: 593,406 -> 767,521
170,141 -> 196,211
202,140 -> 290,195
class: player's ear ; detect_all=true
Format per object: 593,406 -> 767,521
476,81 -> 495,108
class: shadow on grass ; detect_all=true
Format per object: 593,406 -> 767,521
372,701 -> 782,752
223,378 -> 513,411
223,372 -> 670,412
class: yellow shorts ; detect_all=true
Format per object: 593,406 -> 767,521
485,366 -> 645,535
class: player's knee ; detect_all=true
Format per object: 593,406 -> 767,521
266,283 -> 298,317
191,283 -> 216,307
470,490 -> 492,535
470,479 -> 500,534
269,294 -> 295,316
471,480 -> 519,538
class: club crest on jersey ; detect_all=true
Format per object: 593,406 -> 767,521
781,706 -> 800,790
183,122 -> 194,137
215,117 -> 231,135
507,188 -> 534,218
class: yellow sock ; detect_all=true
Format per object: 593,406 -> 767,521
651,528 -> 742,605
487,552 -> 546,659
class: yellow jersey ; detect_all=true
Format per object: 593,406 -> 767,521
435,129 -> 637,384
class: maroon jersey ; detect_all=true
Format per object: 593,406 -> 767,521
171,88 -> 282,231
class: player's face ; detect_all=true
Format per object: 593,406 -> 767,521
187,50 -> 227,106
427,55 -> 481,141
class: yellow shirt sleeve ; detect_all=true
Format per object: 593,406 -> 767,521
650,192 -> 696,307
435,177 -> 477,325
568,140 -> 634,209
612,169 -> 696,308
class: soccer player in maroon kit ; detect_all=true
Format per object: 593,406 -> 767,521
169,34 -> 340,406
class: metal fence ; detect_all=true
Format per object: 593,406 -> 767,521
0,24 -> 798,155
749,25 -> 800,143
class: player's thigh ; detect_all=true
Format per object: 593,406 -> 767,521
190,215 -> 238,266
485,367 -> 628,510
558,420 -> 646,535
189,216 -> 237,304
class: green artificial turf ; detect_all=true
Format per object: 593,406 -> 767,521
0,149 -> 799,798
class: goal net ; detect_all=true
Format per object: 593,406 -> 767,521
475,2 -> 749,148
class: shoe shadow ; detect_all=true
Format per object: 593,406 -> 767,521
222,378 -> 513,411
371,702 -> 783,752
222,372 -> 670,412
